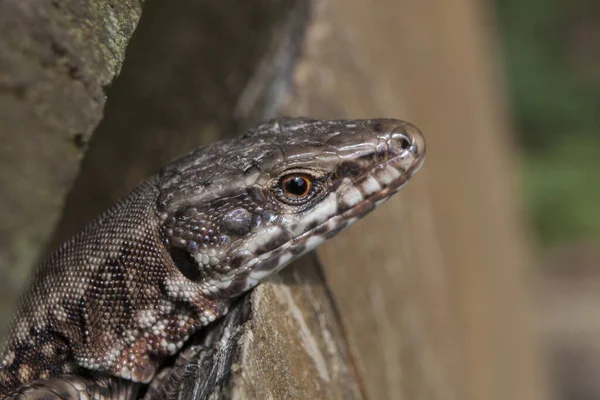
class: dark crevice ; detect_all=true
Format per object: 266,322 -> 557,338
168,246 -> 204,282
70,132 -> 87,151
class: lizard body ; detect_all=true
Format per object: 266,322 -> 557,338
0,118 -> 425,399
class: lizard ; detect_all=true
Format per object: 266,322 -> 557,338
0,117 -> 426,399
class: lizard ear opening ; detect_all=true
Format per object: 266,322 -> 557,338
169,247 -> 204,282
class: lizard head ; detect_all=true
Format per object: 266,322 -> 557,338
158,118 -> 425,299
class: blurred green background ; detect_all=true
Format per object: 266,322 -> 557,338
497,0 -> 600,247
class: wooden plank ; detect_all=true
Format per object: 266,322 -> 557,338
282,0 -> 549,399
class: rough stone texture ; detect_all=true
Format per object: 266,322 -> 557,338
0,0 -> 143,335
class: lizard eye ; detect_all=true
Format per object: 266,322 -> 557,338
275,172 -> 321,205
282,175 -> 311,197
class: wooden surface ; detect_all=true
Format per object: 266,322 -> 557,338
282,0 -> 549,399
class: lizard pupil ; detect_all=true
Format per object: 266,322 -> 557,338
282,175 -> 311,198
274,172 -> 321,206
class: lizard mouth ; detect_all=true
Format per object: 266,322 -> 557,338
211,138 -> 426,298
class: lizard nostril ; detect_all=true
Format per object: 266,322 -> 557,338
390,132 -> 412,153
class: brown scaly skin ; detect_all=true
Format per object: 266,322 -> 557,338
0,118 -> 426,399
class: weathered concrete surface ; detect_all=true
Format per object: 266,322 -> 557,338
0,0 -> 143,334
